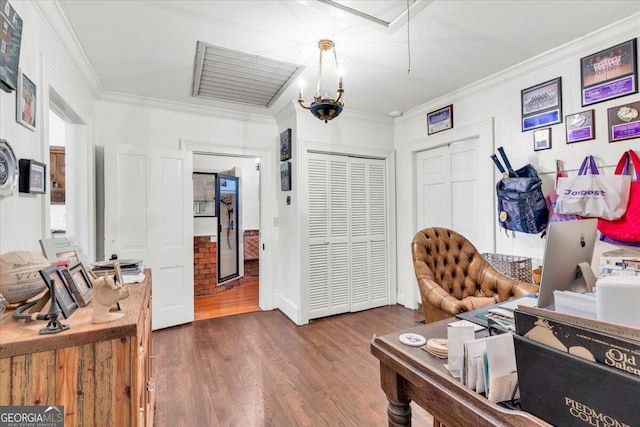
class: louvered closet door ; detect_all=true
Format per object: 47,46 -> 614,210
308,153 -> 350,318
350,157 -> 388,312
308,153 -> 388,320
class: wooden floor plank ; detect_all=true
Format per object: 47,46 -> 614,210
194,278 -> 260,321
154,306 -> 434,426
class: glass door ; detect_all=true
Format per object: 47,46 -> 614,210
216,174 -> 239,282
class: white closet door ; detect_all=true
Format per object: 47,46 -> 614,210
350,157 -> 388,312
308,153 -> 388,320
308,153 -> 349,318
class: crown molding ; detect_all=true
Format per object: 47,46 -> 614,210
33,0 -> 102,96
99,91 -> 278,126
400,12 -> 640,122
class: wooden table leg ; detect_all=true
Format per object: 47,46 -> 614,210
380,362 -> 412,426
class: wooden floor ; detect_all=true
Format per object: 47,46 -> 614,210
154,305 -> 434,426
194,277 -> 260,321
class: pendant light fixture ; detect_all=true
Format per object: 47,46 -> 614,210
297,39 -> 344,123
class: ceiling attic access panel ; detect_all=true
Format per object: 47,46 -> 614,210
192,41 -> 304,108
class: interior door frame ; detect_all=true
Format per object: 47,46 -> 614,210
180,139 -> 274,311
406,118 -> 496,309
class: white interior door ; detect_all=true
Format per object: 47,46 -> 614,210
104,144 -> 193,330
417,138 -> 492,251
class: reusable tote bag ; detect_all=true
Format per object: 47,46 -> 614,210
598,150 -> 640,243
546,160 -> 581,225
555,155 -> 631,221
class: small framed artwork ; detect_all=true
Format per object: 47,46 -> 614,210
427,105 -> 453,135
533,128 -> 552,151
62,263 -> 93,307
16,70 -> 36,130
39,266 -> 78,319
521,77 -> 562,131
565,110 -> 595,144
18,159 -> 46,194
193,172 -> 216,217
581,39 -> 637,107
280,161 -> 291,191
280,128 -> 292,161
607,101 -> 640,143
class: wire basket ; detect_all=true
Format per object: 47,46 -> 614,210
481,253 -> 532,283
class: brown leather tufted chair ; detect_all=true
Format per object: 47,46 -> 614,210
412,227 -> 539,323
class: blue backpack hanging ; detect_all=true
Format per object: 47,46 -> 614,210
492,147 -> 548,234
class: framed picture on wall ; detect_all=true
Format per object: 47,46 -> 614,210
16,70 -> 36,130
607,101 -> 640,143
427,105 -> 453,135
533,127 -> 552,151
280,128 -> 292,161
18,158 -> 46,193
280,161 -> 291,191
521,77 -> 562,131
581,39 -> 637,107
565,110 -> 595,144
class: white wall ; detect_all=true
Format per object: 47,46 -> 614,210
395,14 -> 640,309
0,1 -> 96,255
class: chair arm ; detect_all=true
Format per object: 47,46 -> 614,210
482,266 -> 539,300
416,277 -> 466,316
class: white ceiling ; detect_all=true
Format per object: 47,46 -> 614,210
56,0 -> 640,118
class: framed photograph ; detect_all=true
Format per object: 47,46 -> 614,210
16,71 -> 36,130
193,172 -> 215,217
18,159 -> 46,193
607,101 -> 640,143
61,263 -> 93,307
565,110 -> 595,144
280,128 -> 292,161
521,77 -> 562,131
533,128 -> 552,151
0,2 -> 23,93
280,161 -> 291,191
581,39 -> 637,107
427,105 -> 453,135
39,266 -> 78,319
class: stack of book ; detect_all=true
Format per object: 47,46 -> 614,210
91,259 -> 144,276
513,306 -> 640,426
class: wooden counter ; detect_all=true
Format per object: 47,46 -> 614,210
0,270 -> 154,426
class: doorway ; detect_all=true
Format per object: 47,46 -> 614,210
192,154 -> 261,321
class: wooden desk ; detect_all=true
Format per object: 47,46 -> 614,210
370,319 -> 551,427
0,270 -> 154,426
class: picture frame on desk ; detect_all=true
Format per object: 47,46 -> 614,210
39,266 -> 78,319
61,263 -> 93,307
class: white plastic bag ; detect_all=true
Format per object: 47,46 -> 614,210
555,156 -> 631,221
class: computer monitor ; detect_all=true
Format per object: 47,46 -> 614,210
537,218 -> 598,308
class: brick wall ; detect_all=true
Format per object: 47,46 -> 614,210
193,230 -> 260,296
194,236 -> 217,296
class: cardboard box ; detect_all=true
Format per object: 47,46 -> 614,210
514,335 -> 640,427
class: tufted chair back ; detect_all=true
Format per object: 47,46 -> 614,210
411,227 -> 538,323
